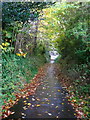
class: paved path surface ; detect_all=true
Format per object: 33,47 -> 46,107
5,64 -> 76,119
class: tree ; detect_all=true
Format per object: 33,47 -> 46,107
40,2 -> 90,64
2,2 -> 55,55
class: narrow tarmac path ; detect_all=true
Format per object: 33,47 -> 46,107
5,64 -> 76,119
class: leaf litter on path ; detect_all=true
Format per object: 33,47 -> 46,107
2,64 -> 77,119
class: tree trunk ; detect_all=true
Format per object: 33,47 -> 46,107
33,19 -> 39,54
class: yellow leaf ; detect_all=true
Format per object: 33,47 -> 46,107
2,43 -> 5,46
16,53 -> 21,56
62,103 -> 64,105
36,104 -> 41,107
74,113 -> 76,116
2,42 -> 9,46
58,90 -> 60,92
27,103 -> 31,106
0,45 -> 3,49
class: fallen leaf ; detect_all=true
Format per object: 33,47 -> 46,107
32,98 -> 35,101
3,114 -> 8,118
36,104 -> 41,107
74,113 -> 76,116
37,114 -> 42,116
27,103 -> 31,106
11,112 -> 15,114
48,113 -> 52,116
62,103 -> 64,105
7,110 -> 12,116
58,90 -> 61,92
24,102 -> 27,105
51,103 -> 54,106
56,116 -> 59,118
32,105 -> 34,107
23,106 -> 27,110
21,113 -> 25,115
36,98 -> 40,101
22,116 -> 25,118
41,102 -> 45,104
55,106 -> 58,108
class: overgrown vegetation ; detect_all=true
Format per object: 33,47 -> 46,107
1,1 -> 90,118
1,2 -> 51,116
52,2 -> 90,118
2,53 -> 46,109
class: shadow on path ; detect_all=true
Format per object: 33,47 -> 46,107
4,64 -> 76,119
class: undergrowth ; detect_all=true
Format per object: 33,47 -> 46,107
55,56 -> 90,118
1,53 -> 46,113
